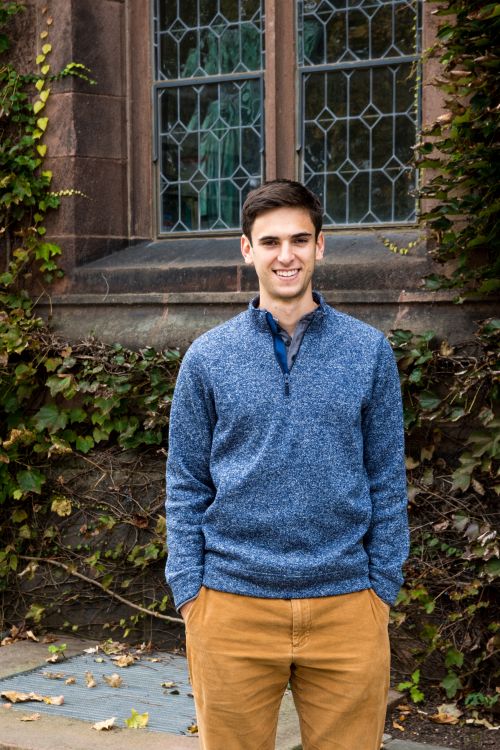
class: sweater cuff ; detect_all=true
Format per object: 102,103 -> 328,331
167,566 -> 204,611
369,569 -> 402,607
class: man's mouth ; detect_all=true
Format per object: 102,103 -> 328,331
273,269 -> 299,278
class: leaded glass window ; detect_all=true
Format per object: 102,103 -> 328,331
298,0 -> 421,225
153,0 -> 265,234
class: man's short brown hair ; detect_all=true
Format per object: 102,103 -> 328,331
241,179 -> 323,243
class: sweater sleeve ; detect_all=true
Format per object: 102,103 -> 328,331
165,348 -> 216,610
362,335 -> 409,606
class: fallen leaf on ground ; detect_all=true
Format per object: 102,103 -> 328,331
101,641 -> 127,655
187,723 -> 198,734
124,708 -> 149,728
392,721 -> 405,731
85,671 -> 97,688
1,691 -> 43,704
161,681 -> 177,689
42,695 -> 64,705
113,655 -> 135,668
94,657 -> 104,663
93,717 -> 116,731
83,646 -> 99,654
45,654 -> 64,664
147,658 -> 160,663
1,691 -> 63,705
42,672 -> 65,680
26,630 -> 39,642
42,635 -> 57,644
65,677 -> 76,685
430,703 -> 463,725
103,674 -> 123,688
20,713 -> 41,721
466,717 -> 500,730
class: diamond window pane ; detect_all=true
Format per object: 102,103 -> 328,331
154,0 -> 264,234
158,80 -> 263,233
155,0 -> 263,80
299,0 -> 418,65
298,0 -> 420,226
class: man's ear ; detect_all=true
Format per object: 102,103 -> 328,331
241,234 -> 254,265
315,231 -> 325,261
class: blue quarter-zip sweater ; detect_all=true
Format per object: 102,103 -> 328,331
165,294 -> 409,610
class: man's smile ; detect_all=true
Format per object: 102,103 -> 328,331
273,269 -> 300,278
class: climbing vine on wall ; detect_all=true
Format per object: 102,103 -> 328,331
417,0 -> 500,295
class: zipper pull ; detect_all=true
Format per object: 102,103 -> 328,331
284,374 -> 291,397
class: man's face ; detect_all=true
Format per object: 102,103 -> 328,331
240,206 -> 324,308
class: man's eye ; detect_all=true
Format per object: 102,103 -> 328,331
294,238 -> 308,244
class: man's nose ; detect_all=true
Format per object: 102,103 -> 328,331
277,242 -> 293,264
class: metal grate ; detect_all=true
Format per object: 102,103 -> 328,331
0,651 -> 197,735
153,0 -> 265,234
298,0 -> 421,226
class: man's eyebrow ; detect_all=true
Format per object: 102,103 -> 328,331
256,232 -> 313,242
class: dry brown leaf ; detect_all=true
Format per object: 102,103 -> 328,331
20,713 -> 41,722
1,691 -> 43,704
93,717 -> 116,731
392,721 -> 405,732
42,672 -> 65,680
83,646 -> 99,654
466,717 -> 500,730
101,641 -> 127,655
42,635 -> 57,644
103,674 -> 123,688
42,695 -> 64,705
26,630 -> 39,642
430,702 -> 462,725
113,655 -> 135,668
187,723 -> 198,734
64,677 -> 76,685
85,671 -> 97,688
45,653 -> 64,664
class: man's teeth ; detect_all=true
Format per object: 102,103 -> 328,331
275,270 -> 298,277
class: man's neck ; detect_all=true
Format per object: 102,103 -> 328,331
259,294 -> 318,336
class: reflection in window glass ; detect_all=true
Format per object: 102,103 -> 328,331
154,0 -> 264,233
299,0 -> 421,225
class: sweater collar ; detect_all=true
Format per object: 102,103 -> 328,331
248,291 -> 328,332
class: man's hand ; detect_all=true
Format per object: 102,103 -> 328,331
180,598 -> 197,620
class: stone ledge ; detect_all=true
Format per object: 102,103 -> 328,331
38,289 -> 472,307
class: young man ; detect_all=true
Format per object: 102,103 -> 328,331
166,180 -> 409,750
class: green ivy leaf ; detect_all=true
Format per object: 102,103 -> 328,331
441,671 -> 463,699
417,391 -> 442,411
445,648 -> 464,668
16,468 -> 45,494
34,404 -> 68,433
75,435 -> 94,453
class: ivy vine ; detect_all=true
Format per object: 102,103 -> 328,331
416,0 -> 500,295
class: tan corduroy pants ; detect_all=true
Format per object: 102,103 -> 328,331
185,586 -> 390,750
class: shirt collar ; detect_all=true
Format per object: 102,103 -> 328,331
248,291 -> 328,330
